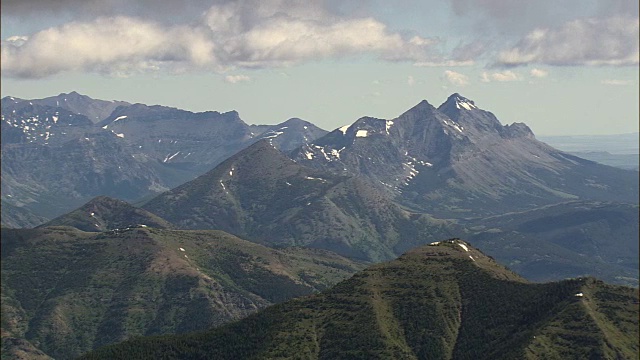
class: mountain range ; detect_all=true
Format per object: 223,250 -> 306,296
292,94 -> 638,217
2,91 -> 638,359
1,93 -> 328,225
80,240 -> 639,360
2,92 -> 637,280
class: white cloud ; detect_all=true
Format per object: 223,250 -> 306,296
407,76 -> 415,86
1,1 -> 437,78
443,70 -> 469,86
224,74 -> 251,83
413,60 -> 474,67
480,70 -> 521,82
1,17 -> 217,78
491,70 -> 521,82
601,79 -> 633,85
497,16 -> 639,67
529,68 -> 549,78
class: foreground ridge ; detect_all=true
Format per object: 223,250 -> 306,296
81,240 -> 639,360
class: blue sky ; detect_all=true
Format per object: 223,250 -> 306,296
1,0 -> 638,135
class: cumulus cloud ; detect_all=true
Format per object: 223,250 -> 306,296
224,74 -> 251,83
1,17 -> 217,78
529,68 -> 549,78
480,70 -> 521,82
497,16 -> 639,67
601,79 -> 633,85
1,0 -> 436,78
443,70 -> 469,86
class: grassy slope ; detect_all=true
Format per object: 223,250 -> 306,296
0,227 -> 364,359
80,240 -> 639,359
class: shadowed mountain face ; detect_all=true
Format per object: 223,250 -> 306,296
142,140 -> 458,262
0,226 -> 364,359
292,94 -> 639,217
80,240 -> 639,360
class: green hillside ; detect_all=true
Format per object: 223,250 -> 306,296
0,227 -> 363,359
80,240 -> 639,359
41,196 -> 175,232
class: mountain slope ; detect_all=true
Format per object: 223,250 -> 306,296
0,226 -> 363,359
41,196 -> 174,232
292,94 -> 639,216
80,240 -> 639,360
465,201 -> 639,286
143,140 -> 457,261
1,129 -> 172,220
0,200 -> 48,229
98,104 -> 254,174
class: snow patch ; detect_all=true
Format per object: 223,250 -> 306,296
385,120 -> 394,134
90,212 -> 95,217
179,247 -> 185,252
163,151 -> 181,163
338,125 -> 350,134
458,243 -> 469,252
262,131 -> 284,139
443,119 -> 464,133
304,150 -> 314,160
304,176 -> 326,182
115,133 -> 125,138
455,97 -> 477,110
429,241 -> 440,245
469,255 -> 475,262
356,130 -> 368,138
575,293 -> 584,297
140,224 -> 148,228
113,115 -> 128,122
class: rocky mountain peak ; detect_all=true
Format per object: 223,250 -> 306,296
438,93 -> 479,116
503,122 -> 535,138
400,99 -> 437,117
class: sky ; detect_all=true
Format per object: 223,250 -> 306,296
1,0 -> 638,135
